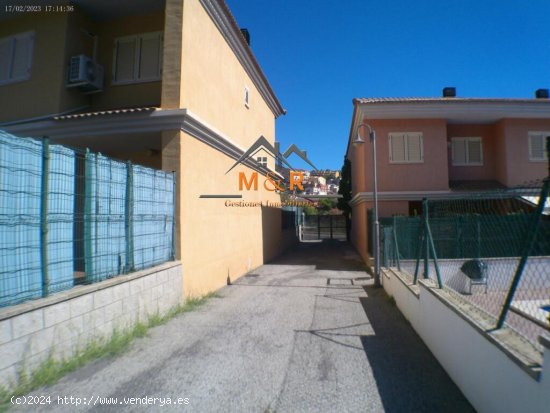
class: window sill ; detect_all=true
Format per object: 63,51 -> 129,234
452,163 -> 484,167
0,76 -> 31,87
389,161 -> 424,165
111,78 -> 161,86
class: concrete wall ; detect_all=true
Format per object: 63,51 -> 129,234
0,261 -> 182,389
90,12 -> 164,111
398,257 -> 550,294
500,119 -> 550,187
494,120 -> 509,186
447,123 -> 499,182
351,203 -> 369,264
58,8 -> 96,113
0,8 -> 163,123
381,268 -> 550,413
360,118 -> 449,192
0,13 -> 69,122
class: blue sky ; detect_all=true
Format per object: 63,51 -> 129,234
226,0 -> 550,170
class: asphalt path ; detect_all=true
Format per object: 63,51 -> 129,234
13,240 -> 474,413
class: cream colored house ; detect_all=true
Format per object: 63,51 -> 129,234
0,0 -> 292,296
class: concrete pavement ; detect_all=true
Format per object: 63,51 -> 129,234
13,241 -> 474,412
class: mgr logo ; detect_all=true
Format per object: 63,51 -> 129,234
225,136 -> 318,193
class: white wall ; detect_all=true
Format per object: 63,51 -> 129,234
0,261 -> 183,389
398,257 -> 550,294
381,268 -> 550,413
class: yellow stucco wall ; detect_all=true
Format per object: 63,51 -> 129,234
178,131 -> 285,296
90,12 -> 164,111
179,0 -> 276,149
0,13 -> 69,122
2,1 -> 288,298
58,8 -> 96,113
158,0 -> 287,296
0,9 -> 164,123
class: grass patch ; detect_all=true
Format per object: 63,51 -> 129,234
387,295 -> 396,306
0,292 -> 219,412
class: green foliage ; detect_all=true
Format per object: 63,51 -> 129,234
337,158 -> 352,217
303,205 -> 318,215
318,198 -> 337,214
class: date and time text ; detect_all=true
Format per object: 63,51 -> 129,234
4,4 -> 75,14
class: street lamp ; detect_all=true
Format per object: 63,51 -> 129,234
355,122 -> 381,287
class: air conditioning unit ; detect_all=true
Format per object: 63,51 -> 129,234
66,55 -> 104,93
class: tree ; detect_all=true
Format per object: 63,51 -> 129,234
318,198 -> 336,214
337,158 -> 352,218
303,204 -> 318,215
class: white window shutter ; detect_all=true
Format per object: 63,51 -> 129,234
407,133 -> 423,162
390,134 -> 406,162
452,138 -> 467,165
114,37 -> 137,82
138,33 -> 161,80
529,133 -> 545,160
0,38 -> 11,82
467,138 -> 482,164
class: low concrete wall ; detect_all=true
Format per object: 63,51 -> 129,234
398,257 -> 550,294
0,261 -> 183,388
381,268 -> 550,413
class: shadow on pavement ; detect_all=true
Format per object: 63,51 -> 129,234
359,285 -> 476,413
269,239 -> 368,272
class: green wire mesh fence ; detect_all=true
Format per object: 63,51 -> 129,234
381,180 -> 550,352
0,131 -> 175,307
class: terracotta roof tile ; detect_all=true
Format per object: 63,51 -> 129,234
53,107 -> 158,120
354,97 -> 550,104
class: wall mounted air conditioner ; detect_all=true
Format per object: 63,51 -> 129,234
66,54 -> 104,93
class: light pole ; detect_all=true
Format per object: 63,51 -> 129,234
354,122 -> 380,287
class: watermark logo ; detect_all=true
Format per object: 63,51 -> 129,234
200,136 -> 318,200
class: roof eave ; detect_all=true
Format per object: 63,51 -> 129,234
353,99 -> 550,122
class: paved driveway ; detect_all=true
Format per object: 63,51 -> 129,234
14,241 -> 474,413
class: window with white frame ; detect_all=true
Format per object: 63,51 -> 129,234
0,31 -> 34,85
256,156 -> 267,167
388,132 -> 423,163
528,132 -> 549,161
112,32 -> 163,84
451,137 -> 483,166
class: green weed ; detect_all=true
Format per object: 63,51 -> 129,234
0,292 -> 220,412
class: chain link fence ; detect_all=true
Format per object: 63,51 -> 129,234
381,180 -> 550,352
0,131 -> 175,307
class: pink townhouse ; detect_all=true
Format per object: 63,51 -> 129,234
346,89 -> 550,263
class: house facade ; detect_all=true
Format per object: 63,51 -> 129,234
0,0 -> 292,296
346,93 -> 550,263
